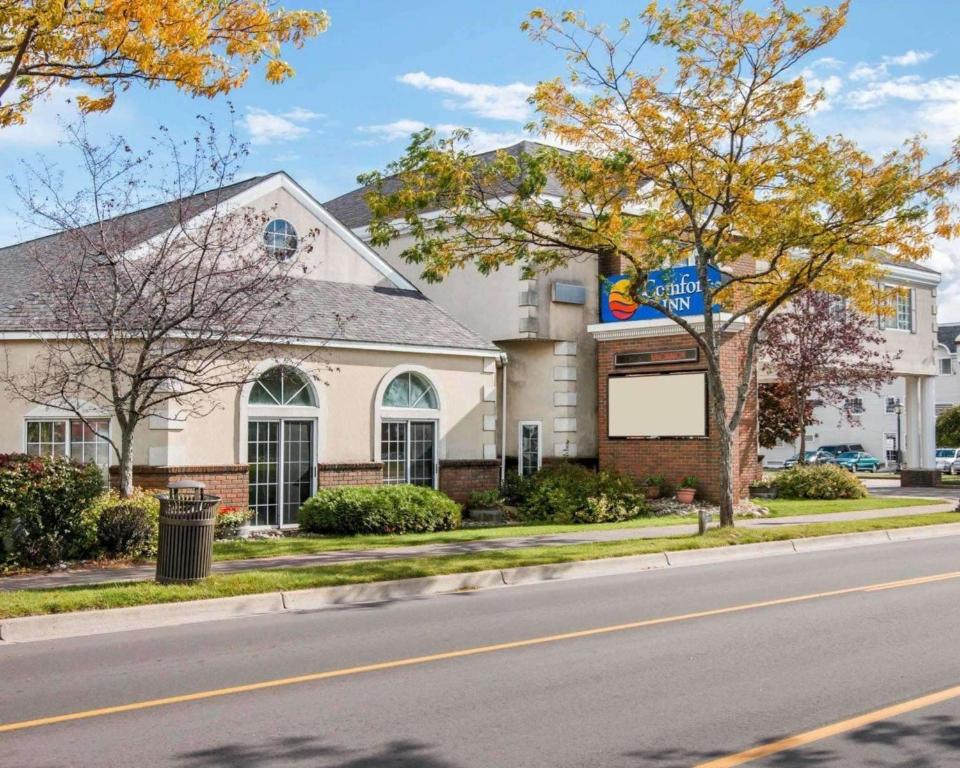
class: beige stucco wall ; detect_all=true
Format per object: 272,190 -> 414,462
173,346 -> 496,465
250,187 -> 392,287
373,236 -> 525,343
0,340 -> 497,467
367,232 -> 602,461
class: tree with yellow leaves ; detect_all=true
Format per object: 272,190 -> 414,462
360,0 -> 960,526
0,0 -> 328,127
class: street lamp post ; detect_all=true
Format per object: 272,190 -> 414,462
894,402 -> 904,472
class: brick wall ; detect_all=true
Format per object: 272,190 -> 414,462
112,465 -> 249,506
317,462 -> 384,487
438,459 -> 500,503
597,332 -> 760,503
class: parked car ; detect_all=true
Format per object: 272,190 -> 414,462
783,450 -> 834,468
818,443 -> 866,458
935,448 -> 960,474
835,451 -> 882,473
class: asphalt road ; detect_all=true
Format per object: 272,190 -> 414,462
4,538 -> 960,767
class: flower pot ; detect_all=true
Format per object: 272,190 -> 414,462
749,484 -> 778,499
643,485 -> 661,500
676,488 -> 696,504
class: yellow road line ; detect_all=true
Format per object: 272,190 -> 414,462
696,683 -> 960,767
3,569 -> 960,735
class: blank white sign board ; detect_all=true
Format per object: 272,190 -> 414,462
608,372 -> 707,438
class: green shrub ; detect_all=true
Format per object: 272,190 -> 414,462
466,489 -> 504,510
0,454 -> 105,566
516,463 -> 647,524
500,470 -> 534,506
937,405 -> 960,448
88,489 -> 160,559
298,485 -> 461,535
215,506 -> 251,539
772,463 -> 867,499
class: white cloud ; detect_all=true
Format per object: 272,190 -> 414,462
888,50 -> 935,67
397,72 -> 534,122
357,119 -> 430,143
848,50 -> 935,82
243,106 -> 321,145
811,56 -> 844,69
801,69 -> 843,112
0,87 -> 88,147
356,119 -> 542,154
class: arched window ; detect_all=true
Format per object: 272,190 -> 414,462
263,219 -> 299,261
379,370 -> 440,487
249,366 -> 315,406
382,371 -> 438,409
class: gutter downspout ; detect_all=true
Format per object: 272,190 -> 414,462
500,352 -> 508,484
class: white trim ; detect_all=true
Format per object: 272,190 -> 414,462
227,173 -> 417,291
372,364 -> 446,468
518,420 -> 543,476
22,414 -> 112,465
237,360 -> 326,465
0,330 -> 501,360
882,263 -> 940,287
587,313 -> 747,341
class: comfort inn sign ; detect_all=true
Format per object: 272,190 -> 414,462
600,265 -> 724,323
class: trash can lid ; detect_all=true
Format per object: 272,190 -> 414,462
168,479 -> 207,490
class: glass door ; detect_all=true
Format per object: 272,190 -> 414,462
282,420 -> 314,526
409,421 -> 436,487
248,419 -> 315,527
381,420 -> 436,486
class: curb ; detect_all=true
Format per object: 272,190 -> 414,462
3,522 -> 960,644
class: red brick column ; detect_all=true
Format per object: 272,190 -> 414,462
438,459 -> 500,503
597,331 -> 759,503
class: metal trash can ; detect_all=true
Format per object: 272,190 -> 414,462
155,480 -> 220,584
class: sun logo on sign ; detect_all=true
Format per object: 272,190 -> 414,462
607,278 -> 638,320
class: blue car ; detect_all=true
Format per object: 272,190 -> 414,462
835,451 -> 882,473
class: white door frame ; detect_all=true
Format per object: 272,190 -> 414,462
381,417 -> 439,488
518,420 -> 543,476
248,416 -> 318,529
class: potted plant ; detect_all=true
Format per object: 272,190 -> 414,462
643,474 -> 666,500
749,477 -> 778,499
676,477 -> 698,504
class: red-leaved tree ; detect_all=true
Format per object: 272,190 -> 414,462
760,291 -> 898,460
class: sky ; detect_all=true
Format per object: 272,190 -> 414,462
3,0 -> 960,315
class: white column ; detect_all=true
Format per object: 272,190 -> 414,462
904,375 -> 921,468
920,375 -> 937,468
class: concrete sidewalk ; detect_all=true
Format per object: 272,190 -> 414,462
0,498 -> 953,592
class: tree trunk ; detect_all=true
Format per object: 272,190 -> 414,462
715,416 -> 736,527
797,401 -> 808,463
706,364 -> 736,528
117,429 -> 135,498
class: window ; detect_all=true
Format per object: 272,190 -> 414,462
382,372 -> 438,410
263,219 -> 298,261
885,396 -> 901,414
941,358 -> 954,376
26,419 -> 110,465
845,397 -> 864,415
893,288 -> 913,331
249,367 -> 315,406
884,433 -> 898,463
379,371 -> 439,486
519,422 -> 542,476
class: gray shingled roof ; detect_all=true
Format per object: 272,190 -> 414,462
275,280 -> 497,350
324,140 -> 563,229
0,175 -> 499,352
938,323 -> 960,351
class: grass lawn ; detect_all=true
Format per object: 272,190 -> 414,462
211,514 -> 700,561
758,496 -> 943,517
2,511 -> 958,619
209,496 -> 944,562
